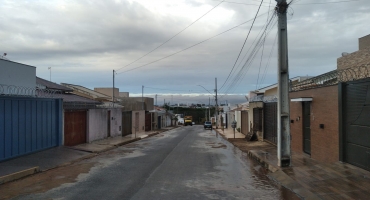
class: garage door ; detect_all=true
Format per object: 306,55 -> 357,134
342,78 -> 370,171
64,110 -> 87,146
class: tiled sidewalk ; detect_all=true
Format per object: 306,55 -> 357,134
215,128 -> 370,200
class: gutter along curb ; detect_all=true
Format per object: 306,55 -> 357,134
0,128 -> 177,185
213,128 -> 319,200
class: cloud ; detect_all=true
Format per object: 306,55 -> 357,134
0,0 -> 369,104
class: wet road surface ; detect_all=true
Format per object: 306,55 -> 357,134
1,126 -> 300,200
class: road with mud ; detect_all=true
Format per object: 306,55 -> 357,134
0,126 -> 300,200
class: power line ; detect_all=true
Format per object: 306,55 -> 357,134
115,0 -> 225,72
258,32 -> 278,88
220,15 -> 277,96
117,11 -> 272,74
219,0 -> 265,91
220,13 -> 277,94
256,0 -> 272,89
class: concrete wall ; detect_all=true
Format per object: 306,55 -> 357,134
289,85 -> 339,163
0,59 -> 36,90
359,34 -> 370,50
337,34 -> 370,70
87,108 -> 122,142
94,87 -> 119,101
227,111 -> 235,130
132,110 -> 145,134
87,109 -> 108,142
108,108 -> 122,137
129,97 -> 154,111
235,111 -> 242,130
337,48 -> 370,70
119,92 -> 129,97
264,87 -> 277,97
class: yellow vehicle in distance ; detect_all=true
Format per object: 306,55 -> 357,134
184,116 -> 193,126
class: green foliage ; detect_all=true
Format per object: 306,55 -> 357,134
236,127 -> 241,133
173,107 -> 215,124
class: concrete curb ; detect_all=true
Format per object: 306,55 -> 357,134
0,127 -> 177,186
214,129 -> 320,200
147,132 -> 159,137
114,138 -> 141,147
0,167 -> 40,185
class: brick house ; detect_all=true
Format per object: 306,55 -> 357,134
290,34 -> 370,171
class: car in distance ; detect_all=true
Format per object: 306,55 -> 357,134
204,121 -> 212,129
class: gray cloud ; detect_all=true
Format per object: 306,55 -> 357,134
1,0 -> 369,104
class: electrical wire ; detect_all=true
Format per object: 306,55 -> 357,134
115,0 -> 225,72
219,0 -> 265,91
258,32 -> 278,88
220,15 -> 277,97
220,13 -> 277,94
255,0 -> 272,89
116,11 -> 272,74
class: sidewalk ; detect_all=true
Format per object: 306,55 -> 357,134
0,127 -> 178,185
215,128 -> 370,200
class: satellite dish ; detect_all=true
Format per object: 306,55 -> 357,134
342,52 -> 349,56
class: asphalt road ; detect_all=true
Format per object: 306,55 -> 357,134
7,126 -> 300,200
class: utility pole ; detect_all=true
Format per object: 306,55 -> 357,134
155,94 -> 157,106
215,77 -> 218,129
276,0 -> 291,167
113,70 -> 115,108
142,85 -> 144,110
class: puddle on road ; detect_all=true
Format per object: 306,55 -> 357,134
0,162 -> 96,200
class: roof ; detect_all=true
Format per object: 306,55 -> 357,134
61,83 -> 111,99
0,58 -> 36,68
52,93 -> 101,103
36,77 -> 73,92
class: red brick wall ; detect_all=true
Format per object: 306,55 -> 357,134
289,85 -> 339,163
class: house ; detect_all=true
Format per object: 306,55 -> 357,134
247,76 -> 311,143
61,83 -> 112,103
0,59 -> 36,95
90,88 -> 155,135
150,106 -> 171,129
0,60 -> 63,162
47,82 -> 122,145
289,34 -> 370,171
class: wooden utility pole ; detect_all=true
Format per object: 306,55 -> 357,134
276,0 -> 291,167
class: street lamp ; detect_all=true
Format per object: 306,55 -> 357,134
197,85 -> 213,95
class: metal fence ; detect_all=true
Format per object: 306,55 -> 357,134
0,84 -> 62,97
291,64 -> 370,92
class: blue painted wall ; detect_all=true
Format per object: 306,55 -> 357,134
0,96 -> 62,162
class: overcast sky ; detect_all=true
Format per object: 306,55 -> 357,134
1,0 -> 369,105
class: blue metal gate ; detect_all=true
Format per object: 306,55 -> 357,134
0,96 -> 63,162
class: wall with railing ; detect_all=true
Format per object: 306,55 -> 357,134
291,64 -> 370,92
